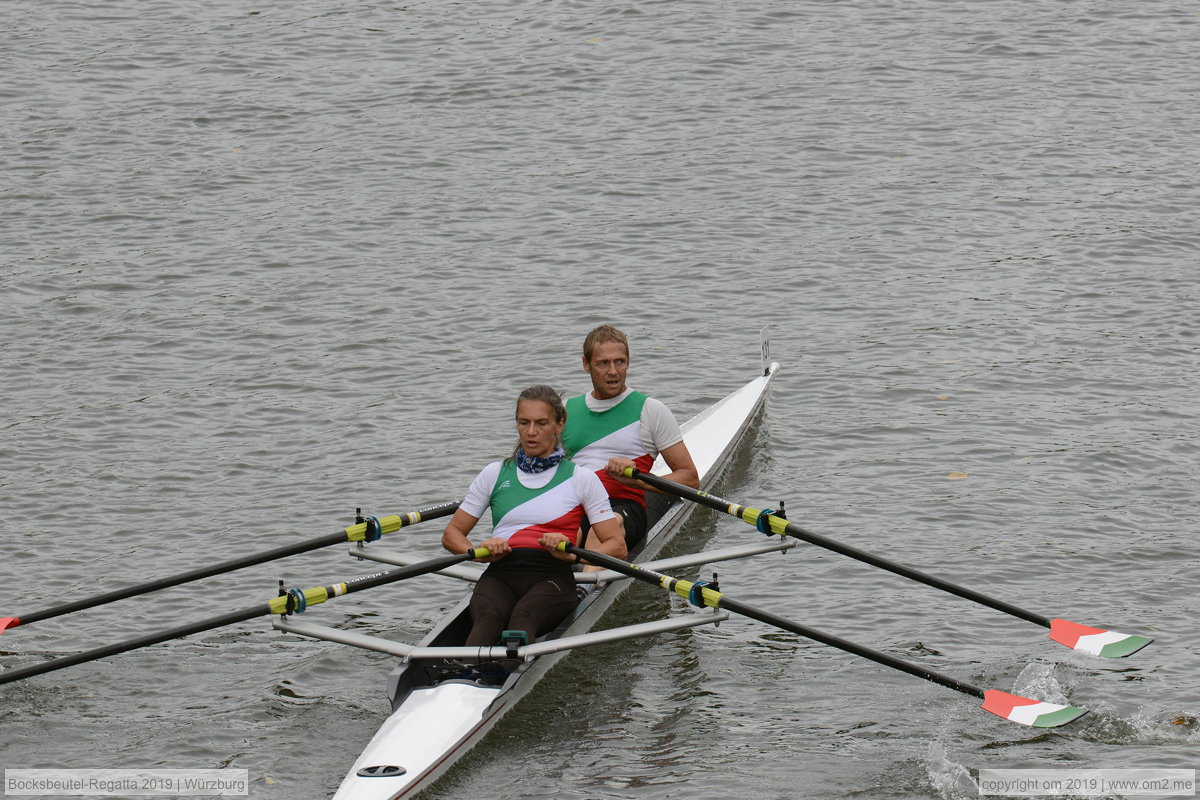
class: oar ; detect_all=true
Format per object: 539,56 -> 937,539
626,469 -> 1151,659
0,548 -> 488,687
0,501 -> 461,636
560,543 -> 1088,728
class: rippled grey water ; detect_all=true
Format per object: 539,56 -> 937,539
2,1 -> 1197,798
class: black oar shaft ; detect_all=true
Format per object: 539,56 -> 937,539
565,545 -> 984,699
632,470 -> 1049,628
0,548 -> 484,687
8,501 -> 461,629
0,605 -> 267,686
18,536 -> 345,626
716,595 -> 982,697
335,551 -> 479,595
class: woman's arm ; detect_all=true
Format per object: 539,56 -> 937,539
540,513 -> 625,564
442,508 -> 510,563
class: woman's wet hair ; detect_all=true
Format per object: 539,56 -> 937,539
516,384 -> 566,423
510,384 -> 566,460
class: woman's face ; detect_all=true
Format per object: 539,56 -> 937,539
516,398 -> 564,458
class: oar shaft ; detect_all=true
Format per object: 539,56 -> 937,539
717,595 -> 982,697
17,535 -> 345,626
0,548 -> 486,687
632,470 -> 1049,628
6,501 -> 462,630
564,544 -> 985,699
0,605 -> 267,686
334,551 -> 482,596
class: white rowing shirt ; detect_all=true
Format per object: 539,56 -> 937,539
460,459 -> 616,549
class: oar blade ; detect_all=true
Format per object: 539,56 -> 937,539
1048,618 -> 1153,658
0,617 -> 18,634
981,689 -> 1089,728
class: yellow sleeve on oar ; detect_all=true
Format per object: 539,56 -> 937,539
266,584 -> 346,615
661,576 -> 724,609
738,506 -> 790,536
552,541 -> 725,609
344,515 -> 405,542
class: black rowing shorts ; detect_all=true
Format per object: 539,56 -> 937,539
581,497 -> 648,550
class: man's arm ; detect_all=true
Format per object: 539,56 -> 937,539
604,396 -> 699,491
604,440 -> 699,492
656,440 -> 699,489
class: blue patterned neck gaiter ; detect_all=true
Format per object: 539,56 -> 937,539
516,446 -> 565,474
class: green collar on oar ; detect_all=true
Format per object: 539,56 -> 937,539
621,467 -> 1152,660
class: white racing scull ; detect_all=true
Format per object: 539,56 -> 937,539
277,355 -> 784,799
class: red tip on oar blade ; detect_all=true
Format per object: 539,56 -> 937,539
981,689 -> 1089,728
1048,618 -> 1153,658
0,617 -> 18,634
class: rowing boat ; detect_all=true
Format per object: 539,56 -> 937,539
275,357 -> 782,799
2,334 -> 1152,788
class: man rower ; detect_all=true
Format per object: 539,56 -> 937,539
561,325 -> 700,553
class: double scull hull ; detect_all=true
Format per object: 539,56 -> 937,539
330,363 -> 779,799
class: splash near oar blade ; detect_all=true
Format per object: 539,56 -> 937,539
981,690 -> 1089,728
1048,619 -> 1153,658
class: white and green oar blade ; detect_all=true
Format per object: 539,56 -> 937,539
1048,619 -> 1153,658
981,690 -> 1089,728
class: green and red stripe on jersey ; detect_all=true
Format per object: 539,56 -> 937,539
562,391 -> 653,507
488,460 -> 586,549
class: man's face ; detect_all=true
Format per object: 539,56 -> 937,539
584,341 -> 630,400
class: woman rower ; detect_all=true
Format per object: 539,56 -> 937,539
442,384 -> 627,656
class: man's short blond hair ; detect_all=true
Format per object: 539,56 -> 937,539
582,325 -> 629,363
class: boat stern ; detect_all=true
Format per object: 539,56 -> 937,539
333,681 -> 502,800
